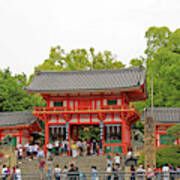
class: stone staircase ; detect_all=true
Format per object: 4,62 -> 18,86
19,155 -> 107,174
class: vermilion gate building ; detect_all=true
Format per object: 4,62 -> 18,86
25,67 -> 147,154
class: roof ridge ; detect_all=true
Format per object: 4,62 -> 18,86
145,107 -> 180,111
36,66 -> 144,75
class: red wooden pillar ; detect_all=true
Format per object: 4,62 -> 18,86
121,121 -> 126,154
19,129 -> 22,144
45,121 -> 49,151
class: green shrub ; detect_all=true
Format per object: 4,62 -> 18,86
138,145 -> 180,168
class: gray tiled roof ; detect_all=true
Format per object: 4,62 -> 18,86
0,111 -> 36,127
24,67 -> 146,92
141,107 -> 180,123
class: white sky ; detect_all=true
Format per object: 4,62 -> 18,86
0,0 -> 179,76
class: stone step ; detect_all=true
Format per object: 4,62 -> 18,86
19,155 -> 108,173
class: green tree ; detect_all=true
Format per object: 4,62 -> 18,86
135,27 -> 180,111
167,124 -> 180,143
0,68 -> 45,112
138,146 -> 180,167
35,46 -> 125,72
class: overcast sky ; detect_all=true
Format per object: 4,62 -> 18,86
0,0 -> 179,76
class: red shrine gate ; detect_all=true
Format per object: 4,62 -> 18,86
25,67 -> 147,154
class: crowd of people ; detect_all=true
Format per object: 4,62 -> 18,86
38,153 -> 122,180
130,164 -> 180,180
1,165 -> 21,180
1,139 -> 180,180
14,138 -> 102,163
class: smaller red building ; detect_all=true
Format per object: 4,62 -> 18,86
0,111 -> 42,146
142,107 -> 180,147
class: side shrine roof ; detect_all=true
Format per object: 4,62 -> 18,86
24,67 -> 146,93
141,107 -> 180,124
0,111 -> 37,128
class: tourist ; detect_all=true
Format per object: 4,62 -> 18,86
47,142 -> 53,159
106,164 -> 112,180
136,164 -> 145,180
126,147 -> 133,159
17,147 -> 23,164
37,147 -> 45,161
176,166 -> 180,179
33,143 -> 39,159
39,157 -> 46,180
91,166 -> 98,180
15,165 -> 22,180
76,166 -> 83,179
46,157 -> 53,180
62,165 -> 68,180
71,141 -> 78,158
55,139 -> 60,156
6,166 -> 11,179
86,139 -> 91,155
114,154 -> 120,166
130,165 -> 135,180
11,166 -> 16,180
62,139 -> 68,155
77,140 -> 83,156
54,164 -> 61,180
106,154 -> 112,168
112,163 -> 119,180
24,142 -> 30,159
162,164 -> 170,180
82,139 -> 87,156
146,165 -> 154,180
68,164 -> 77,180
28,144 -> 33,161
169,164 -> 175,180
1,164 -> 8,180
92,139 -> 97,155
154,165 -> 161,180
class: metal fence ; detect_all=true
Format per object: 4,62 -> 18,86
0,171 -> 180,180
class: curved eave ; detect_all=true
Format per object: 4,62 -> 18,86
25,85 -> 144,94
0,121 -> 42,131
0,124 -> 31,130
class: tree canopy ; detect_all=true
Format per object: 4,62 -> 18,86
0,68 -> 45,112
35,46 -> 125,71
134,27 -> 180,111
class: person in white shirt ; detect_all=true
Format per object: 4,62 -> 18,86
54,164 -> 61,180
106,164 -> 112,180
126,150 -> 132,159
17,147 -> 23,164
54,140 -> 60,156
15,165 -> 22,180
1,164 -> 8,180
114,154 -> 120,165
33,144 -> 39,159
136,164 -> 145,180
47,142 -> 53,159
162,164 -> 170,180
28,144 -> 33,161
62,165 -> 68,180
